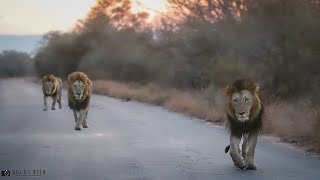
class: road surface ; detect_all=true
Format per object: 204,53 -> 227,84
0,79 -> 319,180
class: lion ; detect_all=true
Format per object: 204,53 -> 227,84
42,74 -> 62,111
224,79 -> 264,170
67,72 -> 92,131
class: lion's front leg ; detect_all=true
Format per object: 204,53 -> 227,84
43,96 -> 48,111
73,110 -> 78,123
58,80 -> 62,109
82,110 -> 89,128
73,110 -> 82,131
242,134 -> 248,160
245,132 -> 258,170
58,92 -> 62,109
230,134 -> 245,169
51,96 -> 57,110
74,110 -> 85,131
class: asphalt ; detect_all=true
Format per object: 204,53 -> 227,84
0,79 -> 319,180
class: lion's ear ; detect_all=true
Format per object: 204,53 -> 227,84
255,84 -> 260,93
41,76 -> 46,83
224,85 -> 230,95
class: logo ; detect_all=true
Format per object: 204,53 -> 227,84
1,170 -> 10,176
1,169 -> 46,178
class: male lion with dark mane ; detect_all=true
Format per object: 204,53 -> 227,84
67,72 -> 92,131
42,74 -> 62,111
224,79 -> 263,170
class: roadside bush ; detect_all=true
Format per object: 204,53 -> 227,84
0,50 -> 33,77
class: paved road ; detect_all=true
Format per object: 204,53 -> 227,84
0,79 -> 319,180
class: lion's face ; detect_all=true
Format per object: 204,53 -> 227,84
71,80 -> 85,100
231,90 -> 254,122
44,81 -> 54,95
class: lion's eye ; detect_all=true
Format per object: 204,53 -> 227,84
233,99 -> 237,103
245,97 -> 249,102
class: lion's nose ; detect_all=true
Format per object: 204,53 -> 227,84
238,112 -> 245,116
77,93 -> 81,96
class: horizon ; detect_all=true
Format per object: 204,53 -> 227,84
0,0 -> 96,35
0,35 -> 42,54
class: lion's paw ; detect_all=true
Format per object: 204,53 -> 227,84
234,161 -> 245,169
245,163 -> 257,170
74,126 -> 83,131
52,107 -> 56,110
82,124 -> 88,128
43,108 -> 47,111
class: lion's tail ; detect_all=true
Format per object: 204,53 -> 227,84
225,145 -> 230,153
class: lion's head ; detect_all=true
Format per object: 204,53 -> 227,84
225,79 -> 261,122
71,80 -> 85,100
67,72 -> 91,102
42,74 -> 57,95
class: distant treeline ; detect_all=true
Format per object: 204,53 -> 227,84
0,50 -> 33,77
4,0 -> 320,103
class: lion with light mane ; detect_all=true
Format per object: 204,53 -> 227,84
67,72 -> 92,131
224,79 -> 263,170
42,74 -> 62,111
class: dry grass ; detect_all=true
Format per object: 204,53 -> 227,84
164,92 -> 224,123
93,80 -> 171,105
93,80 -> 224,123
92,80 -> 320,153
264,102 -> 316,136
263,101 -> 320,153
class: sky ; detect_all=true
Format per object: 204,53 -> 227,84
0,0 -> 96,35
0,0 -> 167,35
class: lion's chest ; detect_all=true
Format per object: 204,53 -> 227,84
68,96 -> 90,111
227,112 -> 263,137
